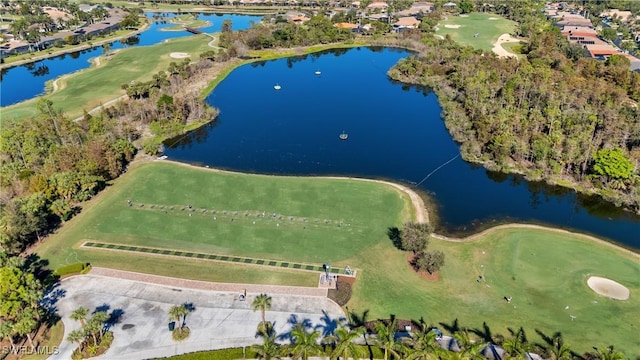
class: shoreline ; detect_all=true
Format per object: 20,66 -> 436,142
158,159 -> 639,257
0,22 -> 150,71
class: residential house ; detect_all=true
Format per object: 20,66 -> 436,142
562,26 -> 598,45
396,2 -> 434,17
600,9 -> 634,23
393,16 -> 420,31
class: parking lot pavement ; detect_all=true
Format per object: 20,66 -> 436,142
46,274 -> 345,360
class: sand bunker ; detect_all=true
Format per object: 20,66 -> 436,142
587,276 -> 630,300
488,17 -> 499,20
170,52 -> 190,59
444,24 -> 462,29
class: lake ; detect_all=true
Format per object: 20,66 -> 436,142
0,12 -> 262,106
163,47 -> 640,251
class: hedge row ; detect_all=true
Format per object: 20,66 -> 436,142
155,347 -> 257,359
54,262 -> 91,276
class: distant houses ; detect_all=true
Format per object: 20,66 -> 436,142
546,5 -> 640,71
0,8 -> 127,59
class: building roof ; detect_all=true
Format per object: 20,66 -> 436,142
562,26 -> 597,37
394,16 -> 420,27
367,2 -> 388,9
620,53 -> 640,71
334,22 -> 358,29
600,9 -> 634,23
554,13 -> 593,28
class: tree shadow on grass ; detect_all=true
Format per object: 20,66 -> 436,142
439,318 -> 461,334
471,321 -> 502,344
387,227 -> 402,249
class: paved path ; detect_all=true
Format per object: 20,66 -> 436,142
47,270 -> 344,360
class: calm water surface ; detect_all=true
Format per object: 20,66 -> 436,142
0,13 -> 262,106
164,47 -> 640,251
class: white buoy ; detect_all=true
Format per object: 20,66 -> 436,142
315,70 -> 321,75
274,84 -> 281,90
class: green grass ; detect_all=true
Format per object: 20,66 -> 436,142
346,228 -> 640,355
2,34 -> 214,121
35,160 -> 410,282
435,13 -> 516,51
34,160 -> 640,355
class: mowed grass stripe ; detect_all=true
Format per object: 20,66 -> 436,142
80,241 -> 356,275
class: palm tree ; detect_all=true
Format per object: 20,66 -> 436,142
592,346 -> 624,360
252,293 -> 273,329
326,324 -> 365,360
71,306 -> 89,326
406,324 -> 443,360
252,333 -> 282,360
547,334 -> 572,360
0,321 -> 16,353
502,327 -> 531,358
455,328 -> 487,360
373,319 -> 407,360
169,304 -> 189,328
288,323 -> 323,360
14,309 -> 38,352
66,329 -> 85,347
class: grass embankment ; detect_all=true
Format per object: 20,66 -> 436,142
435,13 -> 516,51
35,160 -> 410,284
35,161 -> 640,354
2,34 -> 213,121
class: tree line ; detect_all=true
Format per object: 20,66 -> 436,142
387,31 -> 640,213
248,293 -> 626,359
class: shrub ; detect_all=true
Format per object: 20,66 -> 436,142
172,327 -> 190,341
152,347 -> 256,359
54,262 -> 91,276
328,279 -> 352,306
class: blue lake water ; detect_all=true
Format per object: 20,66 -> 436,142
0,13 -> 262,106
164,47 -> 640,251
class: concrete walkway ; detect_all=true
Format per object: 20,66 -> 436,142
46,269 -> 344,360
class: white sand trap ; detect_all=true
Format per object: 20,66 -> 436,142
459,14 -> 469,17
445,24 -> 462,29
488,17 -> 499,20
170,52 -> 190,59
587,276 -> 630,300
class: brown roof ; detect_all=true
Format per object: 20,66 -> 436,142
561,26 -> 597,37
334,22 -> 358,29
394,16 -> 420,27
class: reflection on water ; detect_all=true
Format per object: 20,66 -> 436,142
164,47 -> 640,251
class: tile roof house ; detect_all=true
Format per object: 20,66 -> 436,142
394,16 -> 421,29
334,22 -> 359,29
562,26 -> 598,45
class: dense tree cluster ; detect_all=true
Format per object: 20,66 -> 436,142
388,32 -> 640,212
395,222 -> 445,274
219,16 -> 355,52
0,100 -> 136,254
0,253 -> 50,354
